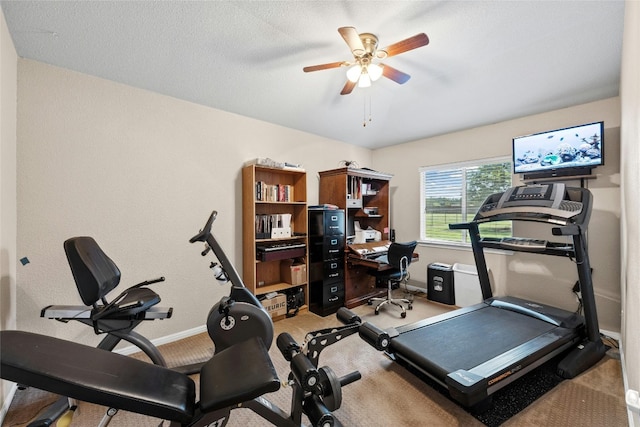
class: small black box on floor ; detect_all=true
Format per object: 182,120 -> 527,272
427,263 -> 455,305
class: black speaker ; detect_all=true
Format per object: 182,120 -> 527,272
285,287 -> 305,318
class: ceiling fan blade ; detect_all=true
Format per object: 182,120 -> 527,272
303,61 -> 347,72
381,64 -> 411,84
381,33 -> 429,58
340,80 -> 356,95
338,26 -> 366,57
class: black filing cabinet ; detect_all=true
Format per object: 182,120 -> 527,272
308,209 -> 345,316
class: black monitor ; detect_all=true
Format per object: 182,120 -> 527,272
512,121 -> 604,180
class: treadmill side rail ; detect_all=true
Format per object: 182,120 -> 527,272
488,296 -> 584,329
446,370 -> 488,407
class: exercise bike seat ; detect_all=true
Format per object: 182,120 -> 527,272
64,236 -> 161,319
0,330 -> 196,423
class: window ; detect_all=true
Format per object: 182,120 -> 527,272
420,157 -> 513,245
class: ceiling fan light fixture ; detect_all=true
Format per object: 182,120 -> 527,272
358,72 -> 372,88
368,63 -> 383,81
346,65 -> 362,83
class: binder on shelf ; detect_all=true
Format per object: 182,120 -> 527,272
347,175 -> 362,200
255,213 -> 293,239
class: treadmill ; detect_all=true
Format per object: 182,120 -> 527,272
385,183 -> 606,407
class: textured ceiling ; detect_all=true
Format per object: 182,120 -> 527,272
1,1 -> 625,149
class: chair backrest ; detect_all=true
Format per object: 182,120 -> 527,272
387,241 -> 418,271
64,237 -> 121,306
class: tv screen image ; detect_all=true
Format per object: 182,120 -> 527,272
512,121 -> 604,177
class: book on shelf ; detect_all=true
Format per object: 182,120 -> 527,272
256,182 -> 295,202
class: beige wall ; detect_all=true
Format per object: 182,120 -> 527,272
372,97 -> 622,334
620,0 -> 640,424
1,6 -> 18,416
15,59 -> 371,346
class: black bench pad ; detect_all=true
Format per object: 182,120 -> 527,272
0,331 -> 195,423
199,336 -> 280,412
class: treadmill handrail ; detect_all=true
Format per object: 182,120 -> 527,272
489,299 -> 560,327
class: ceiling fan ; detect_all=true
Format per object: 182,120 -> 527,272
303,27 -> 429,95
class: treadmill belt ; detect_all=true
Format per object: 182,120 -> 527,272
390,306 -> 560,381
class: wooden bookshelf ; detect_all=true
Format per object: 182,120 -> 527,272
242,165 -> 309,318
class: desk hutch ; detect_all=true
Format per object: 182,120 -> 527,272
318,167 -> 393,308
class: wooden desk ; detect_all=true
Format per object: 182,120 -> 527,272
343,241 -> 419,308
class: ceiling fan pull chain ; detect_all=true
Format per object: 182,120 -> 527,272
363,95 -> 367,127
363,94 -> 373,127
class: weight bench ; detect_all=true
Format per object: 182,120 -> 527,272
1,330 -> 280,425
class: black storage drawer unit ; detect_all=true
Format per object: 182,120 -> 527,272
311,282 -> 345,308
309,210 -> 344,236
323,259 -> 344,280
308,209 -> 345,316
321,236 -> 344,259
308,236 -> 344,262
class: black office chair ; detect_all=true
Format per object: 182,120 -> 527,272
368,241 -> 417,318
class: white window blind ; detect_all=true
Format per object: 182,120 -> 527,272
420,157 -> 513,245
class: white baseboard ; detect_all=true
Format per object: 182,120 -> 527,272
600,328 -> 621,341
405,280 -> 427,294
0,383 -> 18,426
619,342 -> 638,427
115,324 -> 207,356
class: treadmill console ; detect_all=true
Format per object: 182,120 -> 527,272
497,183 -> 564,209
475,183 -> 586,223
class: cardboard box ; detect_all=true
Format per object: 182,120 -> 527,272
280,258 -> 307,285
261,293 -> 287,318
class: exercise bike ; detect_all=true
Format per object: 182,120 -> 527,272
2,210 -> 391,427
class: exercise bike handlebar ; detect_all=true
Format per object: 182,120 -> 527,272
189,210 -> 217,243
131,276 -> 166,289
190,210 -> 247,291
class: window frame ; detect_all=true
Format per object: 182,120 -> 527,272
419,156 -> 513,247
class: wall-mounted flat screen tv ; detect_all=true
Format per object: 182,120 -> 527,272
512,121 -> 604,179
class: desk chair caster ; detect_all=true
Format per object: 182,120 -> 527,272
368,241 -> 417,318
